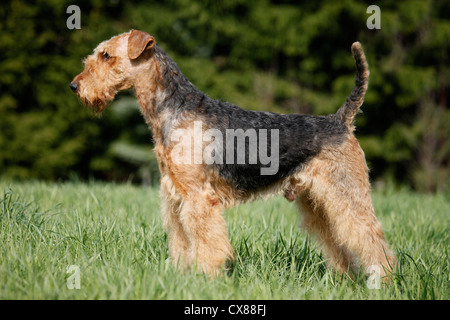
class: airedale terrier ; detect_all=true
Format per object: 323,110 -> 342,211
70,30 -> 395,277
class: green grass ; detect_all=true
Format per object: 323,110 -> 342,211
0,180 -> 448,299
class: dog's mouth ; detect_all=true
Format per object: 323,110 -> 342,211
71,84 -> 109,115
70,75 -> 112,114
75,90 -> 108,115
83,97 -> 108,115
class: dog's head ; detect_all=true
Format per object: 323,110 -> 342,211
70,30 -> 156,113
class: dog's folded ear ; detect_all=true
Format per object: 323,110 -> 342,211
128,29 -> 155,60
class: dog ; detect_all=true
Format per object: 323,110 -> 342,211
71,29 -> 395,277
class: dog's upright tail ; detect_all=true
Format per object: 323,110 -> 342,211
336,42 -> 369,130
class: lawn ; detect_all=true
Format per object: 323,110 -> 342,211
0,180 -> 448,299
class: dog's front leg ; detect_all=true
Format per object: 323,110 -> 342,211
178,191 -> 233,276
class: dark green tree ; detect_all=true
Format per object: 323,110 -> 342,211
0,0 -> 448,192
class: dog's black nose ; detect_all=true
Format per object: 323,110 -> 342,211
70,82 -> 78,93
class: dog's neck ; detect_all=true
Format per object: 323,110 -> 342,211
134,45 -> 205,144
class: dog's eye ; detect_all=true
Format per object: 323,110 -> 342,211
102,52 -> 111,61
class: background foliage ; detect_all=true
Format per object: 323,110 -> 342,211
0,0 -> 449,192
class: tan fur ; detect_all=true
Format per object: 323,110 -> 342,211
291,136 -> 395,276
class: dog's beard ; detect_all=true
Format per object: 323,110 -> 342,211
78,88 -> 116,115
78,95 -> 106,115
